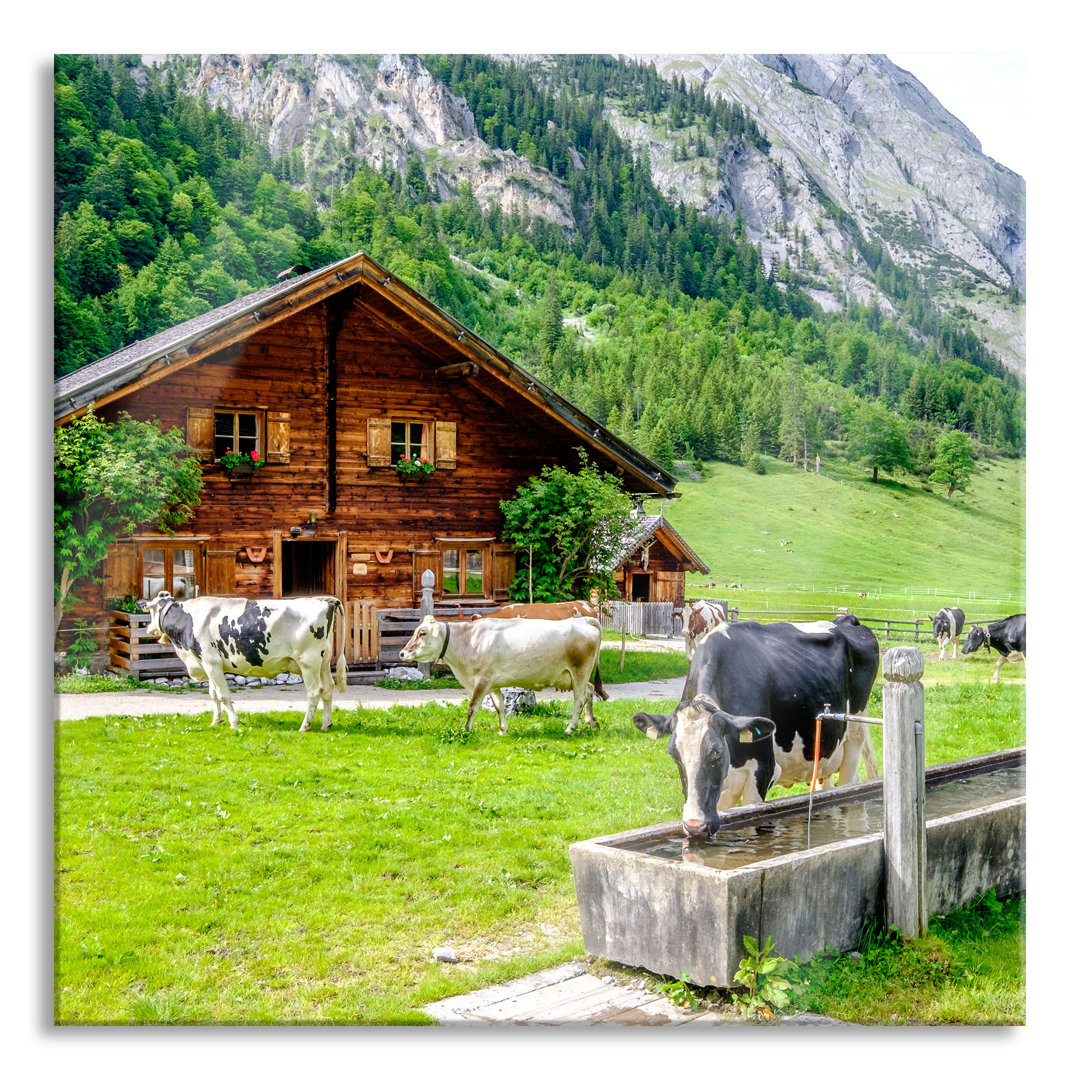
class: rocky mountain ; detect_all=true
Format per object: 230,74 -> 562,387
146,52 -> 1025,377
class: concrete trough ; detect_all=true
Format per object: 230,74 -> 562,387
569,749 -> 1025,989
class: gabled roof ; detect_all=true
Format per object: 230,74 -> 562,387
607,514 -> 709,574
53,251 -> 678,498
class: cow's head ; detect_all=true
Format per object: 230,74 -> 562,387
145,590 -> 176,643
962,625 -> 989,655
633,696 -> 775,837
400,615 -> 446,663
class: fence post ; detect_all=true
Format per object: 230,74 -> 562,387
882,646 -> 927,939
418,569 -> 435,677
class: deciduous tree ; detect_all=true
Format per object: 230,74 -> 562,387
929,429 -> 975,499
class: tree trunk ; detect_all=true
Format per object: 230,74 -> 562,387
54,564 -> 72,638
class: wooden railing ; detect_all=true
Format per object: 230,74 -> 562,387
107,610 -> 187,678
727,609 -> 1005,644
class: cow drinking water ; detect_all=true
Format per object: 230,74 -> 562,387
932,607 -> 965,661
146,591 -> 347,731
633,617 -> 880,836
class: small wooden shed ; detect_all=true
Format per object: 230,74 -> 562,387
608,512 -> 709,609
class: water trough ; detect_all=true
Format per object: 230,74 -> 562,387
569,647 -> 1025,989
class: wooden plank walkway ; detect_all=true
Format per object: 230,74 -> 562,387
424,962 -> 737,1027
424,961 -> 852,1027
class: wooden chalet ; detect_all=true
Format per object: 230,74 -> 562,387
54,251 -> 707,671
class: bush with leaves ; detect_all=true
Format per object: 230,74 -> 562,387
499,449 -> 634,603
54,408 -> 203,636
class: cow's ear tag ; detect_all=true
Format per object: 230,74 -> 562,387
739,729 -> 754,743
646,727 -> 659,740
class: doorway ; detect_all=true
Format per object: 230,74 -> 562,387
281,540 -> 336,596
631,572 -> 652,602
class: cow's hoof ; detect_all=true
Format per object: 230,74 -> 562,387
299,722 -> 311,732
210,718 -> 223,726
322,723 -> 332,732
564,725 -> 574,735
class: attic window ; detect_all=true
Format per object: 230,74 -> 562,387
390,420 -> 426,463
185,407 -> 290,464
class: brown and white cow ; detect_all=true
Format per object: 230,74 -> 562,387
400,614 -> 602,734
682,599 -> 728,661
146,591 -> 347,731
476,601 -> 608,700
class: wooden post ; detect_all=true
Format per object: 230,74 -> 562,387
418,569 -> 435,677
882,646 -> 927,939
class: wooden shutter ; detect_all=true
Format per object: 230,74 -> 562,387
491,543 -> 517,602
435,421 -> 457,469
203,549 -> 238,596
266,411 -> 290,463
367,417 -> 392,467
412,548 -> 442,603
103,543 -> 138,603
186,407 -> 214,461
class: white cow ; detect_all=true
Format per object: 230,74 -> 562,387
399,614 -> 602,735
146,591 -> 347,731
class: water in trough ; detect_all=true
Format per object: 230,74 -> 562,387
617,764 -> 1025,871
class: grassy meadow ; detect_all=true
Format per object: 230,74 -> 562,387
54,637 -> 1023,1026
660,452 -> 1025,617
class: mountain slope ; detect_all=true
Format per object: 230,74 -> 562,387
153,52 -> 1024,378
620,54 -> 1024,374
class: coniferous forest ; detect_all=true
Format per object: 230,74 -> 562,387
53,54 -> 1025,477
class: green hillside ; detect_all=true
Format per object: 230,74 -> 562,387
655,453 -> 1024,612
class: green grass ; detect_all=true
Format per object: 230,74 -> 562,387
791,891 -> 1025,1025
55,651 -> 1024,1025
663,454 -> 1024,607
53,672 -> 149,694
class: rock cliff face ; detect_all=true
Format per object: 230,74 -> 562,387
168,53 -> 572,228
624,54 -> 1025,373
147,52 -> 1024,376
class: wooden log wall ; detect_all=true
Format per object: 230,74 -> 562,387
60,283 -> 614,639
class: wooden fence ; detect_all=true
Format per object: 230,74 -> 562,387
107,610 -> 187,679
110,601 -> 505,679
726,609 -> 1004,644
600,601 -> 678,637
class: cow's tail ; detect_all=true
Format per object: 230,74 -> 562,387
330,599 -> 348,693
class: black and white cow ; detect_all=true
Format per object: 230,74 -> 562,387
633,617 -> 880,837
146,591 -> 347,731
932,607 -> 965,661
962,614 -> 1026,683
